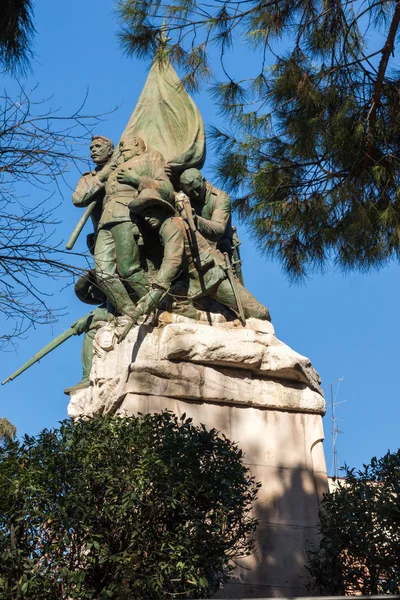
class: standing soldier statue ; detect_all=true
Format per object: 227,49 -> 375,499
92,135 -> 174,319
69,134 -> 175,321
68,135 -> 115,247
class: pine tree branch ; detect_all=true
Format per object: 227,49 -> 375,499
368,0 -> 400,138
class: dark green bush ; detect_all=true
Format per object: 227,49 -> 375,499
0,412 -> 258,599
307,450 -> 400,595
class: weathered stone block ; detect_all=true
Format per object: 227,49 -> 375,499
67,315 -> 328,597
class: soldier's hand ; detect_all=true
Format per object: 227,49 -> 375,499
137,289 -> 163,316
165,163 -> 173,181
175,191 -> 187,214
97,162 -> 114,183
109,150 -> 122,169
71,316 -> 89,335
117,290 -> 164,343
117,167 -> 139,186
176,191 -> 189,202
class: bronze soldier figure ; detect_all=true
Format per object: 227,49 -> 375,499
125,191 -> 270,331
73,135 -> 174,319
64,272 -> 110,393
72,135 -> 115,235
94,136 -> 174,317
178,168 -> 233,255
178,168 -> 245,285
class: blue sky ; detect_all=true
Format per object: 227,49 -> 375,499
1,0 -> 398,475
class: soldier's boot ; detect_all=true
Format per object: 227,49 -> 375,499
236,285 -> 271,321
213,278 -> 271,322
172,300 -> 202,320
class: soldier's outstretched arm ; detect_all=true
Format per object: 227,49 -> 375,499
129,288 -> 165,323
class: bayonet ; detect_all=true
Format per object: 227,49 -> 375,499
223,252 -> 246,325
231,226 -> 244,285
175,192 -> 203,271
2,312 -> 93,385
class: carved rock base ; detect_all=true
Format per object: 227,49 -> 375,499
68,315 -> 328,598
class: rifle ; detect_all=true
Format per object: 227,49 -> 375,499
175,192 -> 202,271
2,313 -> 93,385
66,200 -> 97,250
175,191 -> 197,231
231,226 -> 244,285
223,252 -> 246,325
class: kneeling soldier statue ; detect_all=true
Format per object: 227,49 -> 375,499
119,189 -> 270,339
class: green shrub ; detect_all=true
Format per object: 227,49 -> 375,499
307,450 -> 400,595
0,412 -> 258,599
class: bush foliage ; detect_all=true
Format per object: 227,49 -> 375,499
307,450 -> 400,595
0,412 -> 258,599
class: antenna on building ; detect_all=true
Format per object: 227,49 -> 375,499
329,377 -> 346,479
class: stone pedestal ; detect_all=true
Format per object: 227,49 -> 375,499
68,314 -> 328,598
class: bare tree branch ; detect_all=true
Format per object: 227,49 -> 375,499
0,83 -> 107,348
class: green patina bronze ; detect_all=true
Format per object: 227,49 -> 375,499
4,51 -> 271,386
1,310 -> 100,387
68,136 -> 115,250
122,56 -> 206,177
66,269 -> 111,393
123,192 -> 270,335
178,168 -> 238,267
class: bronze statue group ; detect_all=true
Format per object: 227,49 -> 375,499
2,57 -> 271,393
66,133 -> 270,391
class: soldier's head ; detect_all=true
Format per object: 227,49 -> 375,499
118,136 -> 147,161
129,189 -> 175,230
90,135 -> 114,166
179,168 -> 206,203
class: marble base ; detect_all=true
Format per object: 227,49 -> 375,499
67,314 -> 328,597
